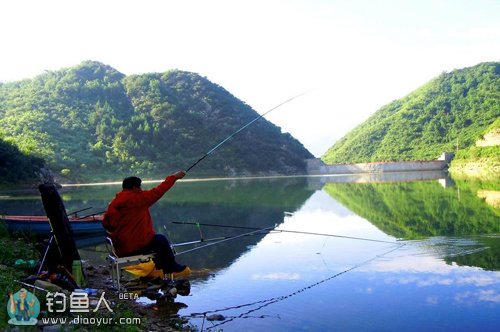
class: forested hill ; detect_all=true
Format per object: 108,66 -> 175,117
0,61 -> 313,183
322,62 -> 500,164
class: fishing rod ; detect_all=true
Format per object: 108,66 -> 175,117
163,223 -> 269,253
162,225 -> 232,250
67,207 -> 92,217
172,221 -> 399,245
185,91 -> 308,173
78,211 -> 105,220
171,236 -> 228,247
14,280 -> 49,294
174,226 -> 275,256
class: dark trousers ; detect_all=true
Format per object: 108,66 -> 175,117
130,234 -> 181,274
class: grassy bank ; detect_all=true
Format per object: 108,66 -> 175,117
0,224 -> 39,330
0,224 -> 189,331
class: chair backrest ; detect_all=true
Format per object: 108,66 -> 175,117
105,237 -> 118,257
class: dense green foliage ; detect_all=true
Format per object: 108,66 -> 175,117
0,138 -> 44,185
0,61 -> 313,183
322,62 -> 500,163
323,180 -> 499,240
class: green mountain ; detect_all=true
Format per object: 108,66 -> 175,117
322,62 -> 500,164
0,61 -> 313,183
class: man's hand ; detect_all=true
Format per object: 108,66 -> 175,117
173,170 -> 186,179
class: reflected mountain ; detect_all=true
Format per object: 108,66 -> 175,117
323,177 -> 500,270
150,177 -> 316,270
323,178 -> 499,240
1,177 -> 317,273
307,170 -> 451,189
441,235 -> 500,271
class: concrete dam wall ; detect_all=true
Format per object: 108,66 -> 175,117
307,153 -> 453,175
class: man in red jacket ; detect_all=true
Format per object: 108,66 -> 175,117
103,171 -> 188,274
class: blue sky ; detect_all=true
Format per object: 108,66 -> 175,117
1,0 -> 498,156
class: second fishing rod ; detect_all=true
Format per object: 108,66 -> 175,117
172,221 -> 401,245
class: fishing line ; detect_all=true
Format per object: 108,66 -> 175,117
188,244 -> 405,330
185,91 -> 309,173
163,224 -> 178,255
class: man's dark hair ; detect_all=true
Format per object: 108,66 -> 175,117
122,176 -> 142,189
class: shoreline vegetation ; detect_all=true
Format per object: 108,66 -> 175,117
0,225 -> 38,330
0,226 -> 189,331
0,162 -> 497,192
449,158 -> 500,180
449,123 -> 500,180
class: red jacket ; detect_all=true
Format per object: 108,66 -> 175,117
103,175 -> 178,256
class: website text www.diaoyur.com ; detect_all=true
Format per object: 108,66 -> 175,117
41,315 -> 141,326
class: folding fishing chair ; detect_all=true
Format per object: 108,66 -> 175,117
105,237 -> 155,291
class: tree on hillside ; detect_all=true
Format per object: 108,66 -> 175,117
322,62 -> 500,164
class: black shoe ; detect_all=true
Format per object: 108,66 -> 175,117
175,264 -> 187,273
164,264 -> 186,274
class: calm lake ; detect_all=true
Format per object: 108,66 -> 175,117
1,171 -> 499,331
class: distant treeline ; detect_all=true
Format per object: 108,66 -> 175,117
0,61 -> 313,184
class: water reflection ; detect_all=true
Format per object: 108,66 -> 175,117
307,170 -> 450,188
323,177 -> 499,238
180,187 -> 499,332
0,176 -> 318,271
0,173 -> 498,331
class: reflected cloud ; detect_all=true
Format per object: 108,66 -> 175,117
457,275 -> 498,287
354,287 -> 374,295
385,276 -> 452,287
372,243 -> 500,294
251,272 -> 301,281
479,289 -> 500,303
383,270 -> 498,288
454,289 -> 500,304
426,296 -> 439,305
